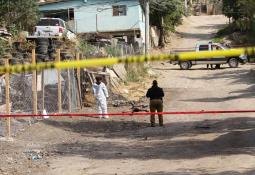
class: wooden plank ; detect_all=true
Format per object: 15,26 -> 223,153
4,59 -> 11,138
76,52 -> 82,109
67,69 -> 71,113
112,64 -> 127,81
85,70 -> 110,75
42,70 -> 45,111
57,49 -> 62,113
32,49 -> 38,115
86,71 -> 94,85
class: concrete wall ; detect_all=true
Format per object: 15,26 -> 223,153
39,0 -> 144,35
74,0 -> 144,34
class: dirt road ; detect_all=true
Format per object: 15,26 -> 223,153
2,15 -> 255,175
166,15 -> 228,50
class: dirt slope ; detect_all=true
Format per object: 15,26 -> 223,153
2,15 -> 255,175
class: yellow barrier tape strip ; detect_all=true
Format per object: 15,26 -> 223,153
0,47 -> 254,74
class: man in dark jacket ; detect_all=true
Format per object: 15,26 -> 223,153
146,80 -> 164,127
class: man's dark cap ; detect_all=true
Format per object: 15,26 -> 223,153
153,80 -> 158,86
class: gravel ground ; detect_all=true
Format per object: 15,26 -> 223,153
2,15 -> 255,175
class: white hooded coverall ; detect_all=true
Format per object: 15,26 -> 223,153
92,82 -> 109,118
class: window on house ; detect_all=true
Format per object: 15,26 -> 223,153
112,5 -> 127,16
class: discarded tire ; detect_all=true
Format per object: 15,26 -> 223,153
36,38 -> 49,46
36,48 -> 48,55
9,58 -> 19,65
36,54 -> 49,62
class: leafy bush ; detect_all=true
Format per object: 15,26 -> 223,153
105,45 -> 121,57
0,39 -> 8,57
212,37 -> 224,43
126,63 -> 148,82
78,40 -> 97,57
217,23 -> 238,36
222,0 -> 255,33
8,25 -> 19,36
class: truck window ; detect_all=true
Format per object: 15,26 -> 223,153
212,45 -> 222,50
199,45 -> 209,51
60,20 -> 65,28
37,19 -> 60,26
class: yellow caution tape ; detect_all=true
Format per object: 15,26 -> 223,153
0,47 -> 254,74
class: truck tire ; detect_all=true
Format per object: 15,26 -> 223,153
36,38 -> 49,46
228,58 -> 239,68
179,61 -> 191,70
36,54 -> 49,62
36,46 -> 48,54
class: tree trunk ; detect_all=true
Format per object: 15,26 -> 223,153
158,16 -> 165,48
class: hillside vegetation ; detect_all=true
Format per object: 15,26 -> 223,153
218,0 -> 255,43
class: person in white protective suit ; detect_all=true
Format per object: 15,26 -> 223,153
92,76 -> 109,118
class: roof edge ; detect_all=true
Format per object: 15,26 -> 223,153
38,0 -> 70,6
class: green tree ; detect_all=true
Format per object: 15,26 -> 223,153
0,0 -> 39,32
222,0 -> 242,21
238,0 -> 255,31
222,0 -> 255,32
150,0 -> 184,47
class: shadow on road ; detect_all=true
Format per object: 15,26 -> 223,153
152,63 -> 229,71
152,67 -> 227,71
43,116 -> 255,160
43,118 -> 148,138
195,24 -> 227,30
183,68 -> 255,102
176,31 -> 215,40
136,169 -> 255,175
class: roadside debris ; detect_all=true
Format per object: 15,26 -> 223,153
42,109 -> 49,119
0,27 -> 11,38
130,101 -> 148,112
23,149 -> 44,161
112,99 -> 148,113
112,100 -> 128,107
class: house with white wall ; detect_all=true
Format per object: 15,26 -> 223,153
39,0 -> 145,45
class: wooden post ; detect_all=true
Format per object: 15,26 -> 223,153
67,69 -> 71,113
67,8 -> 70,21
5,59 -> 11,138
42,70 -> 45,111
57,49 -> 62,113
96,14 -> 98,32
32,49 -> 38,115
76,52 -> 82,109
121,45 -> 124,58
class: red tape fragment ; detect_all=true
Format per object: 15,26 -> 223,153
0,110 -> 255,118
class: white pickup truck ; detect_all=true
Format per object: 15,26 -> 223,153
25,18 -> 76,62
170,42 -> 247,70
34,18 -> 76,40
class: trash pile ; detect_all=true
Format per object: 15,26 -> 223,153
23,149 -> 44,161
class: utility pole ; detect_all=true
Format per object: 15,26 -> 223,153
145,0 -> 150,56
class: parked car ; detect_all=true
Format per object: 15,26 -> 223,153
34,18 -> 76,40
170,42 -> 247,70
